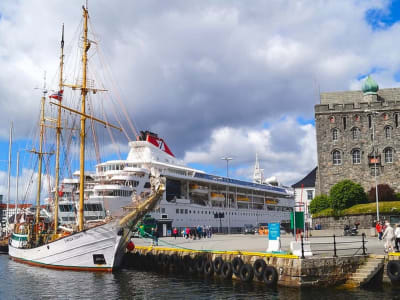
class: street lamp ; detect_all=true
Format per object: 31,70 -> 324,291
365,110 -> 380,221
221,156 -> 233,234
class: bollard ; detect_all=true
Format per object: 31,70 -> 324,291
333,235 -> 337,257
301,234 -> 305,259
362,233 -> 367,255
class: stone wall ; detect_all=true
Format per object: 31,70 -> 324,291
315,87 -> 400,195
313,213 -> 399,230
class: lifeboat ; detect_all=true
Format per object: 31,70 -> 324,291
210,192 -> 225,201
265,199 -> 278,204
189,184 -> 208,194
237,196 -> 250,202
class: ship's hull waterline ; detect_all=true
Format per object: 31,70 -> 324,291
9,222 -> 128,272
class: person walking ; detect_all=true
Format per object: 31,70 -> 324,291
185,227 -> 190,239
395,224 -> 400,252
376,221 -> 382,240
172,227 -> 178,239
382,221 -> 395,253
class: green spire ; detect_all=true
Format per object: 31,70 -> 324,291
362,75 -> 379,95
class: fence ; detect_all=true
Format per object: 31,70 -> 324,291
300,233 -> 367,259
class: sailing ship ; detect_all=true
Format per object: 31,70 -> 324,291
8,4 -> 163,271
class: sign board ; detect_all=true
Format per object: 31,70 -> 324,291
290,212 -> 304,230
268,222 -> 280,240
267,222 -> 281,252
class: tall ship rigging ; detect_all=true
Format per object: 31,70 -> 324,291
9,4 -> 164,271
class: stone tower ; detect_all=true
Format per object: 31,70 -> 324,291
315,76 -> 400,195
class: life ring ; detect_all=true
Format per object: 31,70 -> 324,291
387,261 -> 400,281
239,264 -> 254,282
253,259 -> 267,279
195,256 -> 205,274
263,266 -> 279,287
232,257 -> 244,276
213,257 -> 224,274
221,261 -> 233,280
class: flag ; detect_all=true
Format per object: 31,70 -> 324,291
49,90 -> 63,101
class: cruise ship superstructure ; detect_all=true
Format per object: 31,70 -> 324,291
86,131 -> 294,231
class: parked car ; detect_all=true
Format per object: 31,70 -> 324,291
244,224 -> 255,234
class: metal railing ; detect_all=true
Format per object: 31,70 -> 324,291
300,233 -> 367,259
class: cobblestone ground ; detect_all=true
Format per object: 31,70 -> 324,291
133,230 -> 390,257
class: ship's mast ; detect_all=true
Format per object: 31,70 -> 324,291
6,122 -> 12,234
36,79 -> 47,226
53,24 -> 64,234
78,6 -> 89,231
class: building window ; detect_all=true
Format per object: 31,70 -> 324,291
368,114 -> 372,129
329,116 -> 335,123
351,127 -> 360,140
352,149 -> 361,164
333,150 -> 341,165
395,113 -> 399,128
370,166 -> 380,176
384,148 -> 393,163
332,128 -> 338,141
385,126 -> 392,139
342,117 -> 347,130
306,190 -> 313,201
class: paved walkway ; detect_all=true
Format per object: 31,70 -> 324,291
133,230 -> 390,256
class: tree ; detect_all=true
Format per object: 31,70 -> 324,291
368,184 -> 397,202
330,180 -> 367,212
309,194 -> 331,214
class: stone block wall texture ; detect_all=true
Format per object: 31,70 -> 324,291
313,213 -> 399,230
315,87 -> 400,195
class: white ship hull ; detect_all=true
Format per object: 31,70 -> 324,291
9,222 -> 128,271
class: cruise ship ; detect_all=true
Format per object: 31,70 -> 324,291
68,131 -> 294,232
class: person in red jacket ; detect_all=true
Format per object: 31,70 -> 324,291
172,227 -> 178,239
376,221 -> 382,240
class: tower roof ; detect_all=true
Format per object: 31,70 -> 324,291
362,75 -> 379,95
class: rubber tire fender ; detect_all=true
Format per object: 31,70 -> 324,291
387,260 -> 400,281
232,257 -> 244,276
195,256 -> 205,274
213,257 -> 224,274
263,266 -> 279,287
253,259 -> 266,279
221,261 -> 233,280
204,260 -> 214,277
239,264 -> 255,282
183,255 -> 195,274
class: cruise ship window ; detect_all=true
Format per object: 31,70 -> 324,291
161,208 -> 165,213
180,209 -> 184,214
189,210 -> 191,213
185,209 -> 188,214
176,209 -> 179,214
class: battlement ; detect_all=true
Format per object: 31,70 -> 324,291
315,99 -> 400,113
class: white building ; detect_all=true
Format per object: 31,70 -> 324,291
291,167 -> 317,228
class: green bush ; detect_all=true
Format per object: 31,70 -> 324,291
330,180 -> 367,212
309,194 -> 331,214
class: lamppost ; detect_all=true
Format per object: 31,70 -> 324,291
365,110 -> 380,221
221,156 -> 233,234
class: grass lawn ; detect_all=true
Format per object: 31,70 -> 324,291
313,201 -> 400,217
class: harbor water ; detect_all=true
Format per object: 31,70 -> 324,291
0,255 -> 399,299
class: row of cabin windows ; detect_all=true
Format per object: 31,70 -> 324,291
98,163 -> 139,172
175,208 -> 290,215
330,113 -> 400,129
332,126 -> 393,141
332,148 -> 393,165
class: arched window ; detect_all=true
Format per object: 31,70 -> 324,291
332,128 -> 338,141
384,148 -> 393,163
332,150 -> 341,165
385,126 -> 392,139
351,127 -> 360,140
352,149 -> 361,164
